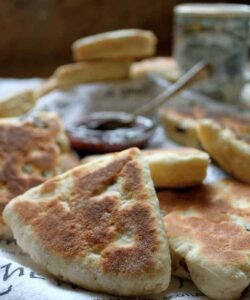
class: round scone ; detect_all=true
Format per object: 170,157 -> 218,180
72,29 -> 157,61
3,148 -> 171,296
0,112 -> 78,238
130,57 -> 180,82
53,60 -> 132,88
160,105 -> 250,150
197,118 -> 250,184
159,179 -> 250,300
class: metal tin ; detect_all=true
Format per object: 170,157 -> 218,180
174,3 -> 250,103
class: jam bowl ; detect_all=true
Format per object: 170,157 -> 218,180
66,111 -> 156,153
31,75 -> 167,153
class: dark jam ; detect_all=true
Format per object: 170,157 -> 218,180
67,112 -> 156,153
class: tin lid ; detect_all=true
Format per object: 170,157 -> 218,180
175,3 -> 250,17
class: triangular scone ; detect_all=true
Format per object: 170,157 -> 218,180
3,148 -> 171,296
0,112 -> 78,237
197,119 -> 250,184
158,180 -> 250,300
82,148 -> 209,188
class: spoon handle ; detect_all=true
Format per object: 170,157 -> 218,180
133,60 -> 211,117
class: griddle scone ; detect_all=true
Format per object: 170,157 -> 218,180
72,29 -> 157,61
0,112 -> 78,237
0,90 -> 36,117
131,57 -> 180,82
159,105 -> 250,149
53,61 -> 132,88
159,107 -> 203,148
3,148 -> 171,296
159,180 -> 250,300
197,119 -> 250,184
82,148 -> 210,188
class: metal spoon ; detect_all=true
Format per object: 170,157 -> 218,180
85,61 -> 212,130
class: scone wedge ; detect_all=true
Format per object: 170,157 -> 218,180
159,179 -> 250,300
3,148 -> 171,296
197,119 -> 250,184
72,29 -> 157,61
0,112 -> 78,237
82,148 -> 210,188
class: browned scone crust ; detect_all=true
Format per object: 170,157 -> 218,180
159,105 -> 250,148
0,113 -> 78,237
3,148 -> 170,296
158,180 -> 250,300
15,151 -> 156,262
197,119 -> 250,184
57,153 -> 79,173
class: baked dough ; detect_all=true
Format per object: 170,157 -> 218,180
53,60 -> 132,87
159,179 -> 250,300
0,90 -> 36,117
3,147 -> 171,296
197,118 -> 250,184
82,148 -> 209,188
72,29 -> 157,61
159,107 -> 202,148
160,105 -> 250,149
0,112 -> 78,237
131,57 -> 180,82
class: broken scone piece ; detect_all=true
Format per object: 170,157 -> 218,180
0,112 -> 78,237
159,179 -> 250,300
3,148 -> 171,296
197,119 -> 250,184
53,60 -> 132,88
72,29 -> 157,61
82,148 -> 209,188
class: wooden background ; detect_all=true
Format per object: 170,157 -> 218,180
0,0 -> 248,77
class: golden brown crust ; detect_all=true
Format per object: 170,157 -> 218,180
14,148 -> 159,275
159,180 -> 250,265
160,106 -> 250,146
0,113 -> 74,221
162,106 -> 250,126
102,203 -> 156,274
197,119 -> 250,184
